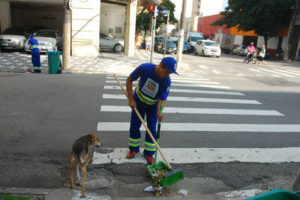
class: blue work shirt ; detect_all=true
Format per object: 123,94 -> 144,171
130,63 -> 171,103
28,38 -> 40,53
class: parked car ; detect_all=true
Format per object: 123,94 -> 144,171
232,45 -> 247,56
173,40 -> 190,53
155,40 -> 177,54
0,27 -> 26,51
195,40 -> 221,57
24,29 -> 62,53
99,33 -> 124,52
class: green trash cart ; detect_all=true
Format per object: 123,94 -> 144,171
245,189 -> 300,200
46,51 -> 62,74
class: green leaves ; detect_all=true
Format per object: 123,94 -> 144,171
212,0 -> 295,39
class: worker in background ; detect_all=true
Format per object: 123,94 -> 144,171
125,57 -> 179,164
28,33 -> 41,73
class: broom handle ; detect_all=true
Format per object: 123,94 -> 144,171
114,74 -> 172,170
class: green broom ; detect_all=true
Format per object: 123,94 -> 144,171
114,74 -> 184,187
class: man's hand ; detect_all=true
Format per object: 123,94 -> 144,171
129,99 -> 136,109
157,113 -> 164,122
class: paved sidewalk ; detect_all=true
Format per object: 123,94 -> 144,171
0,50 -> 191,75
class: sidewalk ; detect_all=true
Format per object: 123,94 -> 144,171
0,50 -> 191,75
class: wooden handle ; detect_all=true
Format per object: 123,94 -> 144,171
113,74 -> 172,169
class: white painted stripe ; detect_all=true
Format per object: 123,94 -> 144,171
100,105 -> 284,116
212,70 -> 220,74
105,80 -> 231,89
198,65 -> 208,69
284,69 -> 300,74
104,85 -> 244,96
249,68 -> 260,72
92,147 -> 300,164
107,75 -> 211,81
171,79 -> 219,84
272,68 -> 300,76
102,94 -> 260,104
97,122 -> 300,132
260,68 -> 296,78
171,83 -> 231,89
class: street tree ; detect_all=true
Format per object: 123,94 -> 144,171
136,0 -> 178,32
212,0 -> 295,48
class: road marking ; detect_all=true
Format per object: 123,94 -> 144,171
92,147 -> 300,164
272,68 -> 300,76
100,105 -> 283,116
102,94 -> 260,104
106,80 -> 231,89
107,75 -> 211,81
104,85 -> 244,96
249,68 -> 260,72
198,65 -> 208,69
260,68 -> 296,78
97,122 -> 300,132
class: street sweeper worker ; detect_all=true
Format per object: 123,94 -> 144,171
28,33 -> 41,73
126,57 -> 179,164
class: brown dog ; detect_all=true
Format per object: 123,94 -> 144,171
68,133 -> 101,198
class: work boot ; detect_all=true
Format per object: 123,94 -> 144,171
27,68 -> 33,73
126,151 -> 137,159
145,155 -> 154,165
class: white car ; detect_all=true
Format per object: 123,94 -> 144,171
195,40 -> 221,57
25,29 -> 62,53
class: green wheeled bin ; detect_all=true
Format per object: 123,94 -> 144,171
47,51 -> 62,74
245,189 -> 300,200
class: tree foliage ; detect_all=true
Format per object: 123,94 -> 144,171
136,0 -> 178,32
212,0 -> 295,43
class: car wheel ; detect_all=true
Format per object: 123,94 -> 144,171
114,44 -> 123,53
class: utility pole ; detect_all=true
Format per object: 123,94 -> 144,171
176,0 -> 187,63
163,10 -> 170,57
150,0 -> 158,63
63,0 -> 71,70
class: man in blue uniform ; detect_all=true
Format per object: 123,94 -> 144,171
28,33 -> 41,73
126,57 -> 178,164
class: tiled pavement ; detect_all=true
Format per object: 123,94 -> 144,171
0,50 -> 185,75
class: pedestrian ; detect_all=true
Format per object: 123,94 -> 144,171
28,33 -> 41,73
145,34 -> 152,52
125,57 -> 178,164
257,45 -> 267,66
135,33 -> 142,49
243,42 -> 256,63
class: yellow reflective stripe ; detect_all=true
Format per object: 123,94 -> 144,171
129,143 -> 139,147
129,138 -> 141,142
136,84 -> 158,105
144,142 -> 156,151
33,67 -> 41,70
31,45 -> 39,49
144,147 -> 156,152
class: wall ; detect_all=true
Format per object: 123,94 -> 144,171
72,0 -> 100,57
100,3 -> 126,39
0,1 -> 11,33
198,14 -> 230,38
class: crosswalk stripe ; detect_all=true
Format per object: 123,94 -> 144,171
260,68 -> 296,78
102,94 -> 260,104
97,122 -> 300,132
103,85 -> 244,96
106,80 -> 231,89
100,105 -> 284,116
249,68 -> 260,72
92,147 -> 300,164
284,69 -> 300,74
272,68 -> 300,76
107,76 -> 212,81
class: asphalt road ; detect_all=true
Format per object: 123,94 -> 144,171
1,53 -> 300,198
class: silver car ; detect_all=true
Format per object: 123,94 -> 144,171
99,33 -> 124,52
0,27 -> 26,51
25,29 -> 62,53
